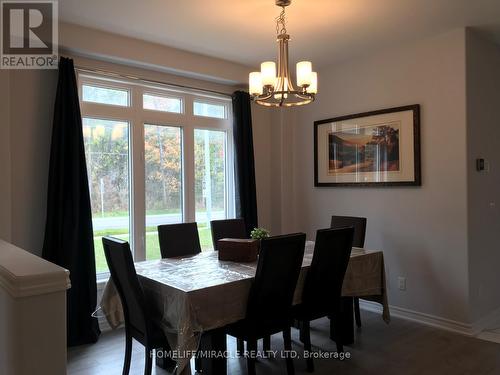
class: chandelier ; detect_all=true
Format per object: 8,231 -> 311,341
249,0 -> 317,107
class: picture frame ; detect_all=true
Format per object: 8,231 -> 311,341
314,104 -> 421,187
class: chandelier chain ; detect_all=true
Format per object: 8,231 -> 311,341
275,6 -> 287,35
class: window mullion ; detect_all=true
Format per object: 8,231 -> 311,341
131,87 -> 146,261
184,95 -> 196,223
226,128 -> 236,220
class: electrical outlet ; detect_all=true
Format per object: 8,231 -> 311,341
476,158 -> 491,172
398,277 -> 406,291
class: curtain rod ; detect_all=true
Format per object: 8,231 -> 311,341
74,66 -> 235,98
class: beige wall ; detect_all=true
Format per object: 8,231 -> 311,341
9,70 -> 58,255
0,71 -> 12,242
251,104 -> 273,231
59,22 -> 249,85
290,29 -> 471,323
267,107 -> 300,235
466,30 -> 500,322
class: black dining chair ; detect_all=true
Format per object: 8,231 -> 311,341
102,237 -> 173,375
158,222 -> 202,258
331,215 -> 367,328
294,227 -> 354,372
210,218 -> 258,355
226,233 -> 306,375
210,218 -> 247,250
157,223 -> 204,370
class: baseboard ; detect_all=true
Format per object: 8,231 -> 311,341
477,330 -> 500,344
359,300 -> 475,336
470,305 -> 500,334
360,300 -> 500,338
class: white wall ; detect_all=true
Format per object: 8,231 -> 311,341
0,71 -> 11,242
466,30 -> 500,322
291,29 -> 471,323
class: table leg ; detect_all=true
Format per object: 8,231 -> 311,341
341,296 -> 354,345
330,296 -> 354,346
199,328 -> 227,375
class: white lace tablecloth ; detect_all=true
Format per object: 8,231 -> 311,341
97,241 -> 390,372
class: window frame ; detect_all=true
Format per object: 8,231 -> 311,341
78,73 -> 235,278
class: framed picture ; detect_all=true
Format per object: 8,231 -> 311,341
314,104 -> 421,187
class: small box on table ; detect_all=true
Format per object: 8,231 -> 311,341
217,238 -> 259,262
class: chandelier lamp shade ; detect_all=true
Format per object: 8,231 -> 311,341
249,0 -> 317,107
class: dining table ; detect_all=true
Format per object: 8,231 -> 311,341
98,241 -> 390,374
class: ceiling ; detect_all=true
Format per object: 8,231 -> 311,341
59,0 -> 500,69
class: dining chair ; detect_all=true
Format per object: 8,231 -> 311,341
210,218 -> 247,250
226,233 -> 306,375
210,218 -> 259,355
294,227 -> 354,372
157,222 -> 202,258
330,215 -> 367,328
157,223 -> 205,371
102,237 -> 173,375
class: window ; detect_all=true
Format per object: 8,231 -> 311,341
144,124 -> 183,259
79,74 -> 234,276
194,129 -> 227,249
193,101 -> 226,119
82,84 -> 129,106
82,118 -> 130,273
143,93 -> 182,113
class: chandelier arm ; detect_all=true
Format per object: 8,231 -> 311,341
276,37 -> 282,91
280,93 -> 285,106
282,99 -> 313,107
254,97 -> 313,107
261,89 -> 310,96
295,92 -> 315,100
282,36 -> 295,91
256,91 -> 275,101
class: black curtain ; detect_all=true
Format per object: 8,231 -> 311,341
42,57 -> 100,346
232,91 -> 258,235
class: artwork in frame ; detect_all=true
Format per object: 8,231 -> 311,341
314,105 -> 421,187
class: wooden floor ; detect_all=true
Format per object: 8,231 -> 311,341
68,311 -> 500,375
